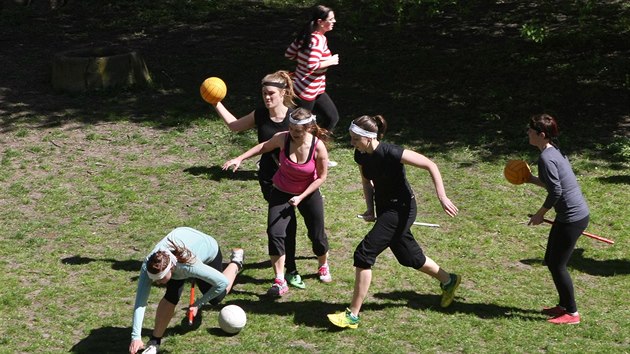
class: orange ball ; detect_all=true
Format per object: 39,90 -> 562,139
504,160 -> 532,185
200,77 -> 227,104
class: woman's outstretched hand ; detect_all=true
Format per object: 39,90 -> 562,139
439,196 -> 459,217
222,158 -> 242,172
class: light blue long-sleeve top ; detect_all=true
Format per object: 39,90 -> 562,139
131,227 -> 228,340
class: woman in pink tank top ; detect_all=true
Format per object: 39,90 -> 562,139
223,108 -> 334,296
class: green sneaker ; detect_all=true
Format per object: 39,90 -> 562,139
440,273 -> 461,308
286,271 -> 306,289
327,308 -> 360,329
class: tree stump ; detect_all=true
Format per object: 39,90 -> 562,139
52,47 -> 152,92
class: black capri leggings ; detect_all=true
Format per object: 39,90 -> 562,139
163,248 -> 227,306
353,197 -> 426,270
260,179 -> 298,272
544,215 -> 589,313
267,187 -> 329,259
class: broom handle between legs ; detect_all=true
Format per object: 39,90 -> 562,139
188,281 -> 195,325
527,214 -> 615,244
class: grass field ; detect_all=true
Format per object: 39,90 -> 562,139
1,1 -> 629,353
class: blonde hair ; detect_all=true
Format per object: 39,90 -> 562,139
261,70 -> 296,108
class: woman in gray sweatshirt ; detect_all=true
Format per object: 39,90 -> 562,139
526,113 -> 589,325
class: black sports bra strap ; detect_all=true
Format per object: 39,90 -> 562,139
307,135 -> 317,161
283,132 -> 291,158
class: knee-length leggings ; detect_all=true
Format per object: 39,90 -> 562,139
267,187 -> 329,263
260,179 -> 298,272
353,197 -> 426,270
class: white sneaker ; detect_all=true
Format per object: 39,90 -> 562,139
230,248 -> 244,271
142,340 -> 159,354
318,264 -> 332,283
327,160 -> 338,168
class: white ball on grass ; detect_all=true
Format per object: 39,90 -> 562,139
218,304 -> 247,334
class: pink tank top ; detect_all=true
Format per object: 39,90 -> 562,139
272,132 -> 319,195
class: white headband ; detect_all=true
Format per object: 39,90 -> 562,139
349,122 -> 377,138
147,248 -> 178,281
289,112 -> 317,125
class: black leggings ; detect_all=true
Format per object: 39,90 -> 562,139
298,93 -> 339,132
260,179 -> 298,272
267,187 -> 329,265
544,215 -> 589,313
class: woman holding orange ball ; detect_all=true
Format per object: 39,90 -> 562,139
526,113 -> 589,325
212,71 -> 295,201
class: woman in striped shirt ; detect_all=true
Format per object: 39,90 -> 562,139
285,5 -> 340,166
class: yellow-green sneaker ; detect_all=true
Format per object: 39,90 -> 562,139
440,273 -> 461,308
286,271 -> 306,289
327,308 -> 359,329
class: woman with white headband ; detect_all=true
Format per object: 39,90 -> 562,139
327,115 -> 460,329
211,70 -> 305,289
129,227 -> 244,354
223,107 -> 332,296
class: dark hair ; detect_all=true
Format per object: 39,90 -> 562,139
295,5 -> 333,52
352,115 -> 388,140
146,239 -> 195,275
261,70 -> 296,107
289,107 -> 331,143
529,113 -> 560,146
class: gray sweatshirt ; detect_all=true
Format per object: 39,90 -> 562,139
538,146 -> 589,223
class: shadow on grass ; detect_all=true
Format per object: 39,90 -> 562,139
69,326 -> 137,354
61,255 -> 142,272
597,175 -> 630,184
1,1 -> 627,168
71,306 -> 217,353
209,288 -> 542,331
70,324 -> 181,354
205,298 -> 348,330
374,291 -> 541,321
183,165 -> 258,182
519,248 -> 630,276
233,256 -> 320,286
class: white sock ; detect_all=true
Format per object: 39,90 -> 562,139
276,273 -> 284,281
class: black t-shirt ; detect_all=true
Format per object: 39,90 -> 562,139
254,106 -> 293,181
354,142 -> 414,207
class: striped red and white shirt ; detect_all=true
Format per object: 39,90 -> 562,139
285,32 -> 331,101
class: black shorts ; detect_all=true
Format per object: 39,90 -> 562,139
163,248 -> 227,306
